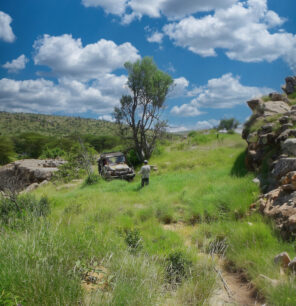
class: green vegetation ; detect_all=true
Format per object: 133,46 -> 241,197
1,133 -> 295,305
217,117 -> 239,132
114,57 -> 173,161
0,111 -> 118,136
0,136 -> 15,165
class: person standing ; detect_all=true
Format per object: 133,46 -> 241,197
139,160 -> 151,187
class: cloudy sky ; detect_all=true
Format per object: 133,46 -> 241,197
0,0 -> 295,131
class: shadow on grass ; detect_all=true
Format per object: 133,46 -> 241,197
231,150 -> 249,177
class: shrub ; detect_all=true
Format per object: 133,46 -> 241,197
126,149 -> 142,167
166,251 -> 192,283
0,194 -> 50,228
40,147 -> 66,159
84,173 -> 100,185
0,136 -> 15,165
124,229 -> 143,253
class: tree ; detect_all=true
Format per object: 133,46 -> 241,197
0,136 -> 15,165
218,118 -> 239,131
114,57 -> 173,161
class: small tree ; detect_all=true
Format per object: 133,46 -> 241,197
114,57 -> 173,161
0,136 -> 15,165
218,118 -> 239,131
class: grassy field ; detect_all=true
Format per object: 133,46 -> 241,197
1,133 -> 296,305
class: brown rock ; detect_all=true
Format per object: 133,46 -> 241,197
288,257 -> 296,272
247,98 -> 264,112
274,252 -> 291,268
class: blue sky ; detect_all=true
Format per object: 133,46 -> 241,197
0,0 -> 295,131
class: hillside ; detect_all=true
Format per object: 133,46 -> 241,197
0,111 -> 118,136
1,133 -> 295,305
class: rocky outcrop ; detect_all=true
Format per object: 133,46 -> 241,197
243,76 -> 296,239
0,159 -> 65,193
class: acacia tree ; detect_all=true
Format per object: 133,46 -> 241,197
114,57 -> 173,161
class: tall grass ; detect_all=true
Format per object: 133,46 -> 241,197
1,133 -> 295,305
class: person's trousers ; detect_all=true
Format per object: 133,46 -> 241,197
141,178 -> 149,187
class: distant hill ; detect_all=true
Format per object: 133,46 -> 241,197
0,112 -> 118,136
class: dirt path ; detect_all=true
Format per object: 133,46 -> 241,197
163,223 -> 264,306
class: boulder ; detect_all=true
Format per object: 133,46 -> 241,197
269,92 -> 289,103
279,116 -> 290,124
22,182 -> 39,193
262,101 -> 290,116
247,98 -> 264,113
0,159 -> 65,193
272,158 -> 296,178
276,129 -> 296,143
274,252 -> 291,268
282,76 -> 296,95
282,138 -> 296,156
259,123 -> 274,134
279,123 -> 293,133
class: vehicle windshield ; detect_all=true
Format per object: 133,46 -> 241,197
107,155 -> 125,165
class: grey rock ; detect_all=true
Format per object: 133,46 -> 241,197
282,76 -> 296,95
279,116 -> 290,124
269,92 -> 289,102
276,129 -> 296,143
262,101 -> 291,116
274,252 -> 291,268
252,178 -> 260,184
272,158 -> 296,178
260,123 -> 273,134
280,123 -> 293,133
282,138 -> 296,156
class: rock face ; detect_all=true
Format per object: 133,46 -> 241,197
0,159 -> 65,193
243,76 -> 296,239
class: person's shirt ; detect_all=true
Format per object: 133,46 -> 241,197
139,165 -> 150,179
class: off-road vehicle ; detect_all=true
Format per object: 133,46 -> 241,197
97,152 -> 135,181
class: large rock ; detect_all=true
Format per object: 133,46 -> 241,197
282,76 -> 296,95
247,98 -> 264,113
0,159 -> 65,193
269,92 -> 289,102
262,101 -> 290,116
282,138 -> 296,156
272,158 -> 296,178
276,129 -> 296,143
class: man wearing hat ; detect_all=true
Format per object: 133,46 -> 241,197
139,160 -> 151,187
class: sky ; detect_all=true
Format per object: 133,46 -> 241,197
0,0 -> 295,132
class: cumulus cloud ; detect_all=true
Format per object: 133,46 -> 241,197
195,119 -> 219,130
0,11 -> 16,42
147,31 -> 164,44
33,34 -> 140,80
81,0 -> 127,15
169,77 -> 189,98
82,0 -> 236,23
167,125 -> 188,133
0,74 -> 128,114
3,55 -> 28,73
163,0 -> 296,71
98,114 -> 116,122
170,73 -> 273,117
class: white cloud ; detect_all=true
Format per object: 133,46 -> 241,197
0,74 -> 128,114
167,125 -> 188,133
147,31 -> 164,44
171,104 -> 204,117
81,0 -> 127,15
33,34 -> 140,80
195,119 -> 219,130
82,0 -> 236,23
163,0 -> 296,71
169,77 -> 189,98
98,114 -> 116,122
3,55 -> 28,73
0,11 -> 16,43
170,73 -> 273,117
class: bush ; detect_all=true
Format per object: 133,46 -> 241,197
84,173 -> 100,185
126,149 -> 142,167
0,136 -> 15,165
40,147 -> 66,159
166,251 -> 192,283
218,118 -> 239,131
0,194 -> 50,228
124,229 -> 143,253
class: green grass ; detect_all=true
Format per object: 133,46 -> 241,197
1,133 -> 295,305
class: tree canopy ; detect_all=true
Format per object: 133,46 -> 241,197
114,57 -> 173,161
218,118 -> 239,131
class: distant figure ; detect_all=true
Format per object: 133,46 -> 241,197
139,160 -> 151,187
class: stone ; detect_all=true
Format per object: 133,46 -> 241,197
282,138 -> 296,156
280,123 -> 293,133
279,116 -> 290,124
22,182 -> 39,193
262,101 -> 291,116
252,178 -> 260,184
280,171 -> 296,185
259,133 -> 275,145
288,257 -> 296,272
276,129 -> 296,143
274,252 -> 291,268
260,123 -> 274,134
247,98 -> 264,113
272,158 -> 296,178
269,92 -> 289,102
282,76 -> 296,95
